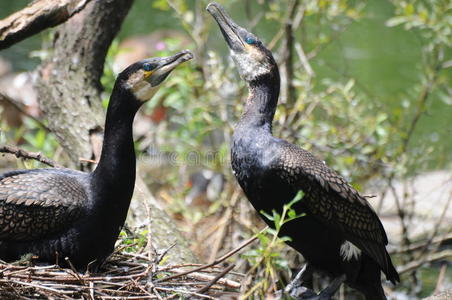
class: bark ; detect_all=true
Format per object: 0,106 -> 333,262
0,0 -> 91,50
34,0 -> 198,263
131,176 -> 198,263
36,0 -> 131,166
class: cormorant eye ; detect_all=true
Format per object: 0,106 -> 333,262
245,36 -> 256,45
143,63 -> 154,72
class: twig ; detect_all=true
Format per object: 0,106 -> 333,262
0,144 -> 62,168
434,263 -> 447,294
390,232 -> 452,254
78,158 -> 98,164
0,92 -> 50,132
208,189 -> 241,261
294,42 -> 314,77
155,234 -> 258,283
154,286 -> 216,299
416,192 -> 451,260
397,250 -> 452,274
278,0 -> 300,104
155,243 -> 177,265
196,264 -> 235,294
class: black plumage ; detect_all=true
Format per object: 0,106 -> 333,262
0,50 -> 193,271
207,3 -> 399,299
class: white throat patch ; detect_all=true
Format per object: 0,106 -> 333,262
340,240 -> 362,261
131,81 -> 159,102
126,70 -> 160,102
231,50 -> 271,82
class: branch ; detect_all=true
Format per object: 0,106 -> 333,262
0,0 -> 91,50
0,92 -> 50,132
196,264 -> 235,294
0,145 -> 61,168
278,0 -> 300,105
155,234 -> 258,283
397,250 -> 452,274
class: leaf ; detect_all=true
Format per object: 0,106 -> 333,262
404,3 -> 415,16
386,16 -> 408,27
260,210 -> 274,222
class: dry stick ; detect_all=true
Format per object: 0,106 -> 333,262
0,92 -> 51,132
208,189 -> 241,262
0,145 -> 61,168
155,234 -> 258,283
389,182 -> 413,255
398,250 -> 452,274
7,280 -> 74,299
64,257 -> 95,300
434,263 -> 447,294
147,281 -> 164,300
155,286 -> 217,300
144,201 -> 154,262
391,232 -> 452,255
163,268 -> 240,289
279,0 -> 299,105
89,281 -> 95,300
416,191 -> 451,260
295,42 -> 314,77
196,263 -> 235,294
389,180 -> 421,289
4,280 -> 26,300
155,243 -> 177,265
131,278 -> 154,298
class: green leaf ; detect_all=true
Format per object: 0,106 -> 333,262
386,16 -> 408,27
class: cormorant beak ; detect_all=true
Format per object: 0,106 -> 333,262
206,2 -> 248,53
146,50 -> 193,86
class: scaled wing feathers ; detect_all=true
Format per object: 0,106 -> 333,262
0,170 -> 86,241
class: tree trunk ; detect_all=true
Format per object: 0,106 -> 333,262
35,0 -> 198,263
36,0 -> 131,166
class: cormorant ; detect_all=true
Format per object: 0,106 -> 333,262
206,3 -> 399,299
0,50 -> 193,271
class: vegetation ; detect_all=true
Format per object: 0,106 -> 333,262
0,0 -> 450,299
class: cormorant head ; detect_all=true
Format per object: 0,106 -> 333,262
118,50 -> 193,102
207,2 -> 277,84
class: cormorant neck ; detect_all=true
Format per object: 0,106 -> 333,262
239,72 -> 280,133
92,83 -> 140,201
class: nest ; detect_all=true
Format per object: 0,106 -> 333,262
0,242 -> 243,299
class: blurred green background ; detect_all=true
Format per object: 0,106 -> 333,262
1,0 -> 450,171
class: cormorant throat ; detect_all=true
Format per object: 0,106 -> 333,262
240,71 -> 280,133
92,83 -> 139,208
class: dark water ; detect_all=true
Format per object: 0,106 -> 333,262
1,0 -> 451,168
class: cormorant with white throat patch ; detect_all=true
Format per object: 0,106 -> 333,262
0,51 -> 193,271
207,3 -> 399,299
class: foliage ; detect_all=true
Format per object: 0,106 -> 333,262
241,191 -> 304,299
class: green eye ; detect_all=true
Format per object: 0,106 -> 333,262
245,37 -> 256,44
143,63 -> 154,71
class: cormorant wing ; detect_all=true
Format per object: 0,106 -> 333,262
0,169 -> 87,241
273,142 -> 391,272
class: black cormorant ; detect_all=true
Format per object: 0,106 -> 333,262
0,50 -> 193,271
207,3 -> 399,299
